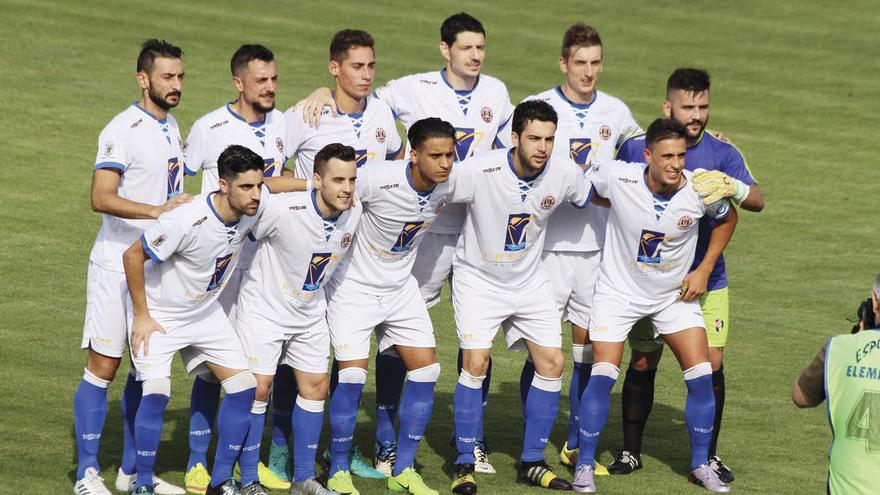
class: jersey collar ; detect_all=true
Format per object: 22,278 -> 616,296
206,192 -> 240,227
132,102 -> 167,125
226,102 -> 266,127
642,167 -> 688,201
440,68 -> 478,94
405,162 -> 435,196
554,86 -> 595,110
506,148 -> 548,181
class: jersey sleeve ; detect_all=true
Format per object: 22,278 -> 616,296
720,143 -> 758,185
372,78 -> 402,119
249,192 -> 281,241
446,159 -> 477,204
94,123 -> 128,173
565,161 -> 594,208
589,160 -> 614,199
384,112 -> 403,159
704,197 -> 732,220
355,166 -> 373,207
617,108 -> 643,147
183,121 -> 208,177
140,209 -> 190,264
795,341 -> 828,407
614,133 -> 645,162
284,108 -> 307,161
493,93 -> 516,149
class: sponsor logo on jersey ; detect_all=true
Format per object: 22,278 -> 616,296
481,106 -> 493,123
262,158 -> 278,177
276,137 -> 284,154
130,119 -> 143,129
454,127 -> 483,162
714,319 -> 725,332
303,252 -> 332,291
376,128 -> 386,143
102,141 -> 114,158
207,253 -> 233,291
637,229 -> 667,264
355,149 -> 375,168
540,195 -> 556,210
391,221 -> 425,252
569,138 -> 595,166
418,79 -> 437,85
677,215 -> 695,231
504,213 -> 530,251
289,204 -> 307,211
380,183 -> 399,190
167,157 -> 182,198
209,119 -> 229,129
340,233 -> 352,249
435,198 -> 447,213
599,124 -> 612,140
192,216 -> 207,227
482,166 -> 501,174
618,177 -> 639,184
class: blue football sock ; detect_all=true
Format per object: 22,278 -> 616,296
328,368 -> 366,477
453,371 -> 485,465
120,371 -> 142,475
457,350 -> 493,441
272,366 -> 296,448
239,400 -> 267,487
375,352 -> 406,445
566,351 -> 592,448
577,363 -> 619,467
684,363 -> 715,470
135,389 -> 170,489
393,364 -> 439,475
73,369 -> 109,479
187,374 -> 221,470
293,396 -> 325,482
329,359 -> 339,395
211,377 -> 256,487
519,359 -> 535,419
522,373 -> 561,462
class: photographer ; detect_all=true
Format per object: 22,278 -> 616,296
792,274 -> 880,494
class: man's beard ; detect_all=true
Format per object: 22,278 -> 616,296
148,85 -> 180,111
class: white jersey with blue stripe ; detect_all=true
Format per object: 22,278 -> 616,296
184,104 -> 288,193
139,187 -> 269,322
237,190 -> 362,325
89,103 -> 184,272
285,95 -> 401,179
522,88 -> 641,252
373,69 -> 514,234
590,161 -> 729,305
448,148 -> 594,289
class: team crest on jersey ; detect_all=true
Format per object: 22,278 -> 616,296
150,234 -> 166,248
391,221 -> 425,253
262,158 -> 278,177
302,252 -> 332,291
103,141 -> 114,158
599,125 -> 612,141
454,127 -> 482,162
541,195 -> 556,210
505,213 -> 530,252
481,106 -> 493,123
714,319 -> 725,332
637,229 -> 667,264
355,149 -> 374,168
677,215 -> 695,231
376,128 -> 386,143
167,158 -> 182,198
569,138 -> 595,167
276,137 -> 284,154
340,233 -> 352,249
435,198 -> 447,214
207,253 -> 233,291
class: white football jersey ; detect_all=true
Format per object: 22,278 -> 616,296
89,103 -> 185,272
373,69 -> 514,234
237,190 -> 362,325
522,88 -> 641,252
449,148 -> 593,289
591,161 -> 730,305
330,160 -> 452,294
184,104 -> 288,193
285,95 -> 401,178
140,187 -> 269,322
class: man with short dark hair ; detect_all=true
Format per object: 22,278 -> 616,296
182,44 -> 292,493
572,119 -> 737,493
610,68 -> 765,481
73,38 -> 188,495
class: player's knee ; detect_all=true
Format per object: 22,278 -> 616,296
535,352 -> 565,378
142,377 -> 171,398
253,378 -> 273,402
630,350 -> 661,372
86,351 -> 121,381
461,351 -> 490,376
298,375 -> 330,400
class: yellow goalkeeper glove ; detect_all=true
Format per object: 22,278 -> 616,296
692,168 -> 749,205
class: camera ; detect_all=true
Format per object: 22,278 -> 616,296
852,298 -> 877,334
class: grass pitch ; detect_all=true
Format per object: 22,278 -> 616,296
1,0 -> 878,493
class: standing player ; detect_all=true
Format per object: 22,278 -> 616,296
121,146 -> 305,495
323,118 -> 454,495
571,119 -> 737,493
296,13 -> 514,474
518,23 -> 641,469
182,44 -> 291,493
449,100 -> 594,494
610,68 -> 764,481
235,144 -> 362,495
73,39 -> 187,495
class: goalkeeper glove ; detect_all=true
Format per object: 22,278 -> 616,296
692,168 -> 749,204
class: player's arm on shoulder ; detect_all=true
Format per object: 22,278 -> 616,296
588,159 -> 615,202
292,87 -> 336,127
183,121 -> 206,177
792,341 -> 828,408
682,201 -> 737,301
263,175 -> 309,193
91,169 -> 191,219
567,160 -> 594,209
445,158 -> 477,204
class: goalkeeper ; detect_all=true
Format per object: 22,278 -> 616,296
610,68 -> 764,483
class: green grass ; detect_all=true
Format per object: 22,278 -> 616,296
2,0 -> 878,492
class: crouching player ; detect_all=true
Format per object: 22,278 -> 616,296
449,100 -> 594,493
571,119 -> 737,493
121,145 -> 306,495
233,143 -> 362,495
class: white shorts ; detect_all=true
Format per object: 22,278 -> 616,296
217,266 -> 245,320
588,284 -> 705,343
82,262 -> 129,358
235,312 -> 330,375
129,303 -> 250,381
326,277 -> 435,362
411,232 -> 458,308
541,250 -> 601,329
452,274 -> 562,352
